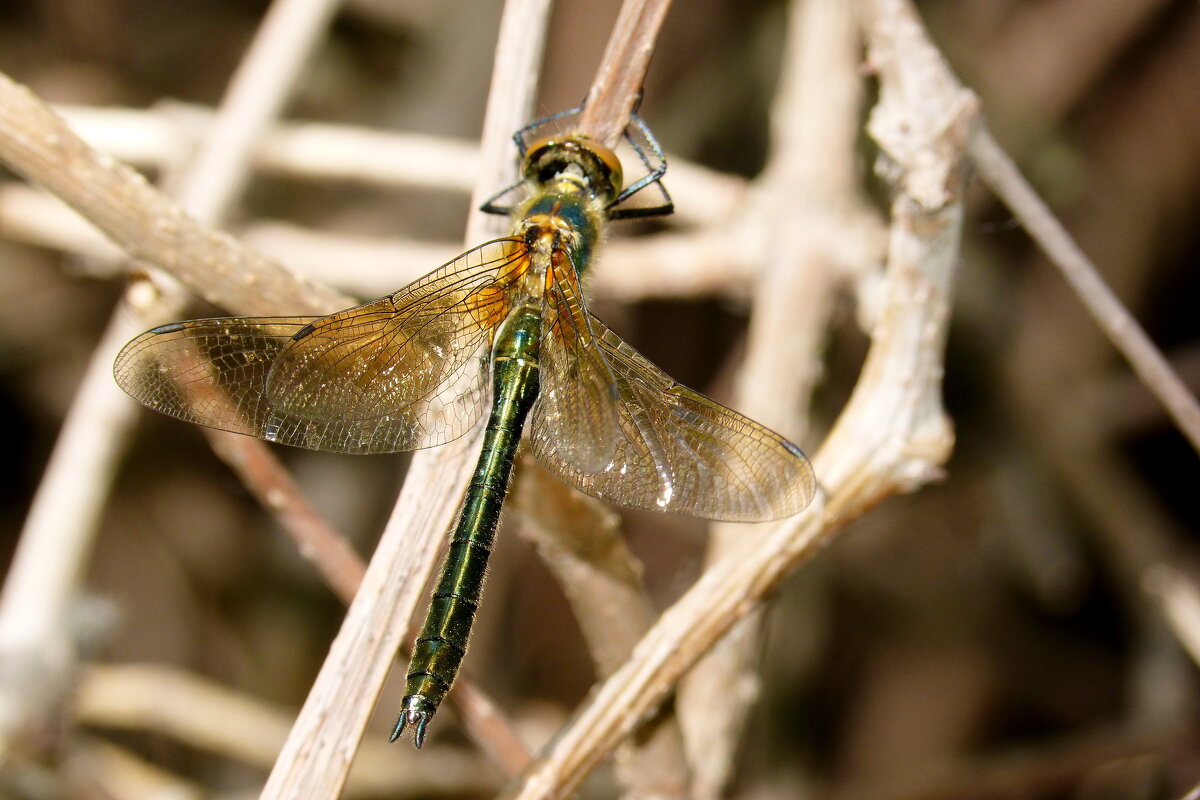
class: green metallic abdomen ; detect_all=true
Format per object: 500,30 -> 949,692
393,306 -> 542,748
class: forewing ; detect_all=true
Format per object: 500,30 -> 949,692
530,314 -> 816,522
114,238 -> 528,454
116,315 -> 312,437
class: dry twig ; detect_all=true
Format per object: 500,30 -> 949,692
0,0 -> 348,756
258,0 -> 551,795
970,130 -> 1200,455
500,0 -> 968,794
75,664 -> 495,798
576,0 -> 673,147
677,0 -> 871,794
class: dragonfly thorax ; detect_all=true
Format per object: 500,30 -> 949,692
513,176 -> 604,281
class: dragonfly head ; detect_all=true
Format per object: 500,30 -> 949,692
522,134 -> 623,208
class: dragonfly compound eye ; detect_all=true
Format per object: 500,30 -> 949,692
522,134 -> 623,207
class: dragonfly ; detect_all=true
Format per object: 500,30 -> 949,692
113,112 -> 816,749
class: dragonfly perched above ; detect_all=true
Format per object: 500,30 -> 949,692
113,111 -> 816,748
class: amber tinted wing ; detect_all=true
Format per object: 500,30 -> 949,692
527,262 -> 622,474
114,239 -> 528,454
530,313 -> 816,522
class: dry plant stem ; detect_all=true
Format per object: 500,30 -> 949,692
0,187 -> 759,301
1144,566 -> 1200,670
76,665 -> 495,799
500,0 -> 966,794
0,0 -> 346,751
512,464 -> 688,799
678,0 -> 864,794
0,74 -> 345,318
576,0 -> 673,146
50,104 -> 744,226
258,1 -> 550,794
57,103 -> 480,192
77,739 -> 204,800
969,129 -> 1200,456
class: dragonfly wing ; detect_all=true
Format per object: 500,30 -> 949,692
115,315 -> 315,438
114,239 -> 528,454
530,313 -> 816,522
528,260 -> 622,474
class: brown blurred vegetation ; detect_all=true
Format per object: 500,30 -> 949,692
0,0 -> 1198,798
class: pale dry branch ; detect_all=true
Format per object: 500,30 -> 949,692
969,129 -> 1200,456
0,0 -> 348,755
51,103 -> 744,226
576,0 -> 673,147
76,664 -> 495,799
500,0 -> 967,794
512,462 -> 689,799
258,0 -> 552,795
677,0 -> 871,794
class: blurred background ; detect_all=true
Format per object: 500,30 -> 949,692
0,0 -> 1198,797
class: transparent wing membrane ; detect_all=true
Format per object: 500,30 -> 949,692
528,266 -> 622,474
530,313 -> 816,522
114,239 -> 528,454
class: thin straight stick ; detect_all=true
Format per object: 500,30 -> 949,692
0,74 -> 346,317
501,0 -> 970,793
258,0 -> 551,794
576,0 -> 673,146
969,129 -> 1200,456
0,0 -> 346,742
679,0 -> 864,793
509,1 -> 689,794
172,0 -> 341,221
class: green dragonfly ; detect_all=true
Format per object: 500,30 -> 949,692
113,114 -> 816,748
